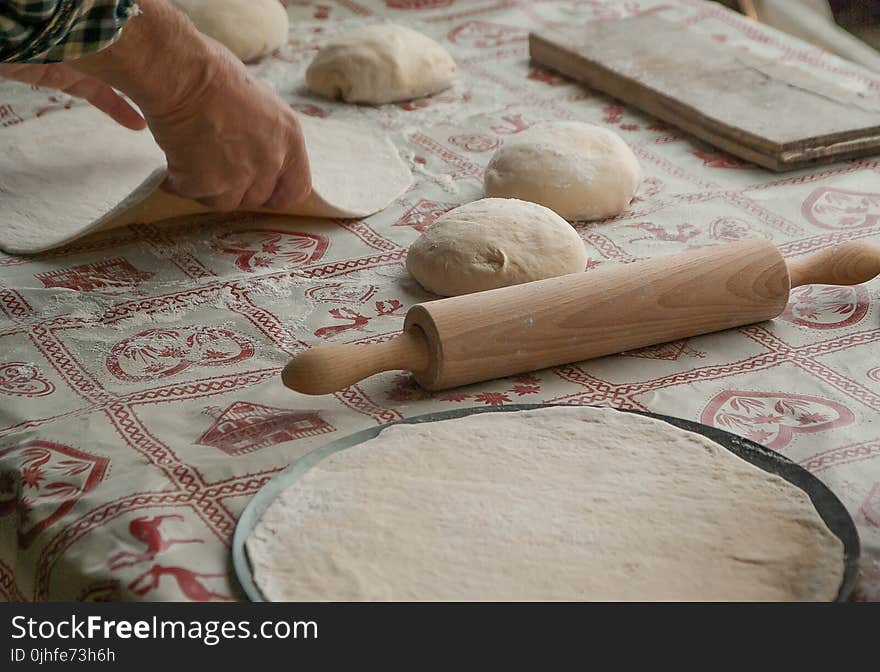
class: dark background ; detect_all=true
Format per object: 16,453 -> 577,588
831,1 -> 880,48
716,0 -> 880,48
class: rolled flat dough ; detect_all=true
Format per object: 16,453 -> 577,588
0,105 -> 412,254
246,406 -> 844,601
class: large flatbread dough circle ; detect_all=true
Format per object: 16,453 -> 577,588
0,105 -> 412,254
246,406 -> 844,601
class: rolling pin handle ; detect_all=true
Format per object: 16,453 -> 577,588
787,240 -> 880,288
281,328 -> 431,396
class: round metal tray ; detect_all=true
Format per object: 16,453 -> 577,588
232,404 -> 860,601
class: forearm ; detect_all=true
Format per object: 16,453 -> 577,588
69,0 -> 216,117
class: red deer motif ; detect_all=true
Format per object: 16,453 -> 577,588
375,300 -> 404,317
128,565 -> 231,601
313,301 -> 406,340
108,515 -> 203,570
491,114 -> 529,135
314,308 -> 371,340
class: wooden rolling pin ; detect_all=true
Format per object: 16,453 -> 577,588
282,239 -> 880,395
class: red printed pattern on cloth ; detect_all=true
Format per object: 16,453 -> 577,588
106,327 -> 256,382
701,392 -> 855,450
0,441 -> 109,548
197,402 -> 335,456
0,363 -> 54,397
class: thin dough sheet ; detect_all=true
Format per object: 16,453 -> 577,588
246,406 -> 845,601
0,105 -> 412,254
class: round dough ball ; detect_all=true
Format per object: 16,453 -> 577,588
174,0 -> 289,63
306,24 -> 456,105
406,198 -> 587,296
484,122 -> 641,221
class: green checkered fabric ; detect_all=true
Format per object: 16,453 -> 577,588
0,0 -> 137,63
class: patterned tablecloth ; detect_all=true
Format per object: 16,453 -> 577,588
1,0 -> 879,602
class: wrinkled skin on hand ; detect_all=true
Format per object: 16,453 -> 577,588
0,0 -> 311,212
146,41 -> 311,212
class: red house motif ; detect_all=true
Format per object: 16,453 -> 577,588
35,258 -> 154,292
197,402 -> 335,456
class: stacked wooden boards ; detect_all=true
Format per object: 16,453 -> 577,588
529,14 -> 880,171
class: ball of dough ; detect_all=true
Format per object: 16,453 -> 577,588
406,198 -> 587,297
174,0 -> 289,62
306,24 -> 456,105
484,122 -> 641,221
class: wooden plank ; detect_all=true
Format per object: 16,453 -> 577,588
529,14 -> 880,171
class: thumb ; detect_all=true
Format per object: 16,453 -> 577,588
160,172 -> 181,196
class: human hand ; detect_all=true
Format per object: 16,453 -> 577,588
67,0 -> 311,212
144,41 -> 311,211
0,62 -> 146,130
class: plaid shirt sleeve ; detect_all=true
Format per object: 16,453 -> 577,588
0,0 -> 138,63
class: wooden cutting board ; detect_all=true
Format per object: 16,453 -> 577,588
529,14 -> 880,171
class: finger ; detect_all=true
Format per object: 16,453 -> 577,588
0,63 -> 41,86
159,174 -> 176,194
239,180 -> 278,210
63,77 -> 146,130
197,192 -> 247,212
262,117 -> 313,210
159,172 -> 197,199
161,172 -> 230,203
263,165 -> 312,211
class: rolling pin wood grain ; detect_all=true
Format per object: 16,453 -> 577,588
282,239 -> 880,395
